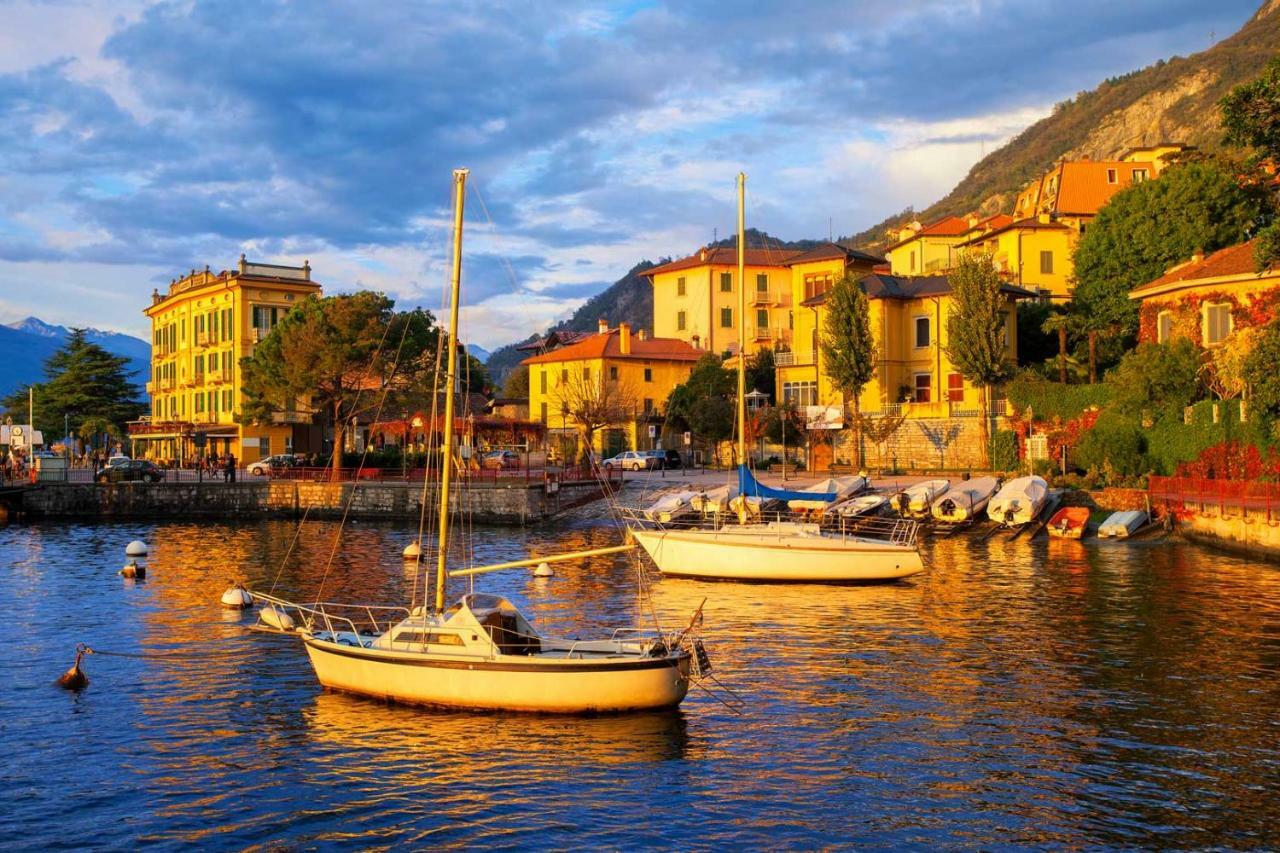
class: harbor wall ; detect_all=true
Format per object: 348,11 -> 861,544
1176,507 -> 1280,560
18,479 -> 609,525
838,416 -> 1013,471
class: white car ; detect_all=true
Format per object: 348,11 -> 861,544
602,450 -> 657,472
107,455 -> 131,467
247,454 -> 297,476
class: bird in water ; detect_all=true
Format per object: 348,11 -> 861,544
57,644 -> 92,690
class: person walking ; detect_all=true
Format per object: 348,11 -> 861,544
225,452 -> 236,483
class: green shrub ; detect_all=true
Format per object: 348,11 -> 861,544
1073,410 -> 1148,476
1105,339 -> 1202,421
1032,458 -> 1058,479
1144,399 -> 1269,475
1006,373 -> 1111,421
989,429 -> 1019,471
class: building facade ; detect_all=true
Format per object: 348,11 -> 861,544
522,321 -> 701,457
129,257 -> 321,464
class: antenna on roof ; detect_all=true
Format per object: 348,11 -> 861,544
713,227 -> 718,246
829,217 -> 833,243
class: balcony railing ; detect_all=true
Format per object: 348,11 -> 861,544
774,350 -> 815,367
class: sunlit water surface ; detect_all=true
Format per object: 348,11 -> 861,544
3,519 -> 1280,849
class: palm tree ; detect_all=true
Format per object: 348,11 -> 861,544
1041,311 -> 1071,384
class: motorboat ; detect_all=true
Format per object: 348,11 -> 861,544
930,476 -> 999,523
642,490 -> 700,523
831,493 -> 888,518
988,475 -> 1049,526
890,479 -> 949,518
786,476 -> 866,513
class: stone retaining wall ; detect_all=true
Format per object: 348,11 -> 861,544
20,479 -> 607,525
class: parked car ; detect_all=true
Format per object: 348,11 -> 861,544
602,450 -> 657,472
481,450 -> 521,470
97,460 -> 163,484
106,455 -> 131,467
247,454 -> 298,476
660,448 -> 684,469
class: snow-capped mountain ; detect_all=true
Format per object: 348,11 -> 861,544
0,317 -> 150,397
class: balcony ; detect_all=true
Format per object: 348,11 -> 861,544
774,350 -> 815,367
196,331 -> 210,347
750,289 -> 778,306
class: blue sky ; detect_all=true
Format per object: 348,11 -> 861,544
0,0 -> 1264,348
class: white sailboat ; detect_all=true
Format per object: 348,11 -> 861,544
255,170 -> 696,713
628,173 -> 924,583
988,475 -> 1049,526
930,476 -> 999,523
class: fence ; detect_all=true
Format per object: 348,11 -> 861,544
1149,475 -> 1280,520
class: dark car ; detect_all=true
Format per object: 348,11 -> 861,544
481,450 -> 521,470
661,449 -> 684,469
97,460 -> 164,484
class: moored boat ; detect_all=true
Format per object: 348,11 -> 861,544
1047,506 -> 1090,539
787,476 -> 866,513
930,476 -> 999,523
988,475 -> 1049,526
643,490 -> 701,523
1098,509 -> 1147,538
891,479 -> 949,517
831,493 -> 889,518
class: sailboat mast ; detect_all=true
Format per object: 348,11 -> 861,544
735,172 -> 747,475
435,167 -> 468,614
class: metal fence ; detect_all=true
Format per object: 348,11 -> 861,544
1149,475 -> 1280,520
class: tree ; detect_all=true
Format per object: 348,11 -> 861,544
944,254 -> 1013,467
666,354 -> 736,463
1,329 -> 145,440
239,292 -> 438,478
1244,321 -> 1280,426
1221,57 -> 1280,272
1071,161 -> 1267,372
77,416 -> 119,450
855,411 -> 907,471
1105,340 -> 1201,422
745,348 -> 775,400
1040,310 -> 1072,384
550,370 -> 633,464
503,364 -> 529,400
820,272 -> 876,466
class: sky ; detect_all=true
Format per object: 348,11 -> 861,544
0,0 -> 1264,349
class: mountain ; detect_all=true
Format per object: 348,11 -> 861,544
0,317 -> 150,397
465,343 -> 491,364
486,231 -> 823,381
851,0 -> 1280,246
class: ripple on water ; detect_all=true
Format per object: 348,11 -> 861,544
2,519 -> 1280,848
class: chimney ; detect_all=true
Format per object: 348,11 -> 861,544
1037,212 -> 1051,225
637,328 -> 647,341
699,247 -> 707,262
238,253 -> 247,274
619,322 -> 632,354
692,333 -> 701,349
1191,247 -> 1205,263
598,317 -> 609,334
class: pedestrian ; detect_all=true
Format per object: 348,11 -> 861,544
225,452 -> 236,483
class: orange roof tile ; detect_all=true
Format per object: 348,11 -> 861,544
520,328 -> 703,365
884,216 -> 971,251
1132,239 -> 1268,294
645,246 -> 800,277
1052,161 -> 1155,215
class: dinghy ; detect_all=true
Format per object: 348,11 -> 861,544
642,490 -> 700,523
1098,509 -> 1147,538
890,479 -> 949,518
930,476 -> 999,523
787,476 -> 866,512
987,476 -> 1049,526
831,493 -> 888,519
1047,506 -> 1090,539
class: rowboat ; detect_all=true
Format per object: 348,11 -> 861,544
890,479 -> 949,518
930,476 -> 999,523
831,493 -> 889,518
1098,510 -> 1147,538
1046,506 -> 1090,539
988,476 -> 1049,526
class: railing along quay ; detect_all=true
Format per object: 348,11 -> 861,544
1149,475 -> 1280,521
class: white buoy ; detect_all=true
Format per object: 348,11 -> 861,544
533,561 -> 554,578
403,542 -> 421,559
125,540 -> 148,558
220,583 -> 254,609
258,605 -> 296,632
119,559 -> 146,579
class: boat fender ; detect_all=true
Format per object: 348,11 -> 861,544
258,605 -> 296,632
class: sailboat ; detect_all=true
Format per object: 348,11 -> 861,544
627,173 -> 925,583
253,170 -> 696,713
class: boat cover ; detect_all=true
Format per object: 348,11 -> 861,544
738,465 -> 836,503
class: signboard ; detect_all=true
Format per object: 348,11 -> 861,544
805,405 -> 843,430
10,425 -> 24,448
683,431 -> 692,446
192,431 -> 208,449
648,425 -> 657,439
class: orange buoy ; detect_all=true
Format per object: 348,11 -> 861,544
57,644 -> 92,690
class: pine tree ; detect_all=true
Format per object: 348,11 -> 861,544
820,272 -> 876,466
945,254 -> 1012,467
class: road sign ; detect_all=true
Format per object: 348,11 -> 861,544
11,426 -> 25,449
648,425 -> 657,439
683,431 -> 692,446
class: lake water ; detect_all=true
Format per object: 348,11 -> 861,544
3,518 -> 1280,849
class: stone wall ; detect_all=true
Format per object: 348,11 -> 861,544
1176,506 -> 1280,561
20,479 -> 607,525
831,416 -> 1010,471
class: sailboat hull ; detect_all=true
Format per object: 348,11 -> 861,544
631,527 -> 923,582
302,638 -> 691,713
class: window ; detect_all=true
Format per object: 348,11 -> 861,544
947,373 -> 964,403
756,273 -> 768,293
644,367 -> 653,382
1133,168 -> 1149,183
223,308 -> 233,341
643,398 -> 654,414
803,273 -> 834,301
539,371 -> 547,394
261,436 -> 271,455
1157,311 -> 1173,344
1204,303 -> 1232,346
1106,168 -> 1117,184
540,402 -> 548,423
252,305 -> 281,333
782,381 -> 817,407
582,366 -> 590,380
914,316 -> 931,348
609,365 -> 618,381
720,307 -> 733,328
560,368 -> 568,384
914,373 -> 932,403
910,250 -> 916,272
193,354 -> 204,376
720,272 -> 732,292
1040,250 -> 1053,275
756,308 -> 769,329
677,310 -> 687,331
222,390 -> 232,411
676,276 -> 686,296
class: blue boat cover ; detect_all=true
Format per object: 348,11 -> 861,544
737,465 -> 837,503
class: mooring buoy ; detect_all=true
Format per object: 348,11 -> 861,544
119,560 -> 146,580
220,583 -> 254,609
533,561 -> 554,578
125,540 -> 148,558
403,542 -> 421,560
56,644 -> 92,690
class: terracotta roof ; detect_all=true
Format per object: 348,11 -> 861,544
967,213 -> 1014,233
520,328 -> 703,365
1052,161 -> 1154,215
645,246 -> 801,277
784,241 -> 885,267
515,329 -> 591,352
1132,239 -> 1269,294
957,216 -> 1071,246
802,274 -> 1037,306
884,216 -> 971,251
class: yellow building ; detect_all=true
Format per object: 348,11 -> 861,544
884,216 -> 970,275
1130,238 -> 1279,346
776,271 -> 1032,465
646,246 -> 799,357
129,256 -> 321,464
957,214 -> 1076,300
522,321 -> 701,457
774,241 -> 886,372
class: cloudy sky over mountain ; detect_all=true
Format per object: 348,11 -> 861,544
0,0 -> 1262,347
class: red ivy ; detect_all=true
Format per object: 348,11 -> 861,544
1176,441 -> 1280,479
1138,285 -> 1280,344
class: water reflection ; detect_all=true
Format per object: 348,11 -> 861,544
3,518 -> 1280,847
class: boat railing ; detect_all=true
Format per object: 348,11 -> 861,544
621,504 -> 919,547
250,590 -> 411,637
